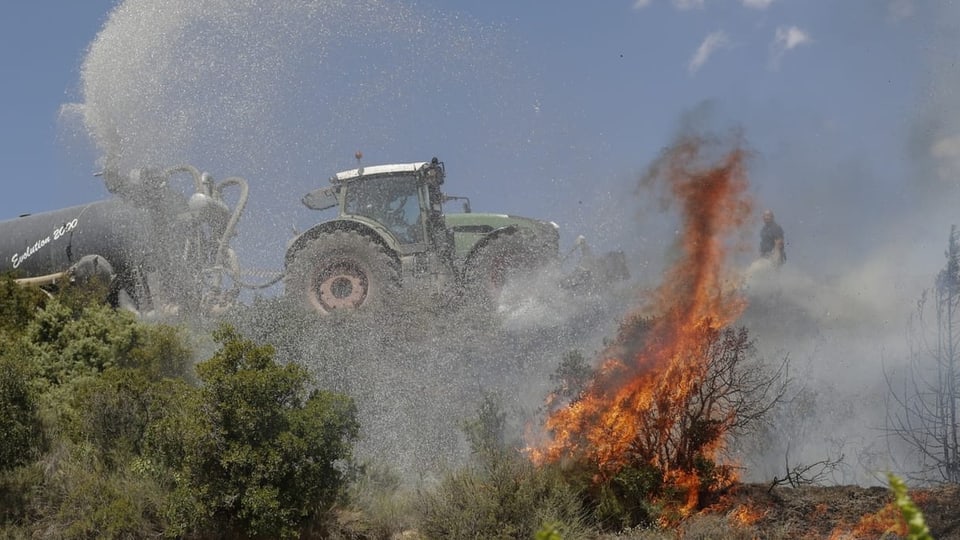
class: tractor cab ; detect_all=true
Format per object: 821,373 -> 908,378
300,158 -> 451,254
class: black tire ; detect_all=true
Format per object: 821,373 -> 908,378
463,231 -> 553,307
286,230 -> 399,314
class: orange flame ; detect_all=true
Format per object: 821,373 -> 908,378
828,503 -> 907,539
531,132 -> 753,514
729,503 -> 766,527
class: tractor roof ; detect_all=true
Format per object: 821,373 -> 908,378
330,162 -> 429,184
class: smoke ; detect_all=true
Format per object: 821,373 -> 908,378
727,2 -> 960,486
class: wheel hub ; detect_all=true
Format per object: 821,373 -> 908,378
314,262 -> 368,311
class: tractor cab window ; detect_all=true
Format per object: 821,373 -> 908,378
344,175 -> 424,244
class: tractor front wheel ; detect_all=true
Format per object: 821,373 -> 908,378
286,231 -> 399,314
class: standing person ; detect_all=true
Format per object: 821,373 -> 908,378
759,209 -> 785,266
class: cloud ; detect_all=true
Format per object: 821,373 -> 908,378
688,31 -> 730,75
775,26 -> 811,49
769,25 -> 811,69
635,0 -> 773,12
672,0 -> 706,10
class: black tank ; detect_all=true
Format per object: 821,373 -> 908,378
0,199 -> 151,283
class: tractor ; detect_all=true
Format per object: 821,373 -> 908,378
284,157 -> 565,314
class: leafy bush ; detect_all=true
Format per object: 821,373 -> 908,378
417,457 -> 589,540
31,444 -> 169,539
326,461 -> 419,539
1,283 -> 358,539
0,278 -> 47,475
69,369 -> 191,466
0,281 -> 196,536
0,275 -> 46,338
0,355 -> 44,473
592,463 -> 665,530
23,299 -> 190,389
417,395 -> 589,540
151,325 -> 359,539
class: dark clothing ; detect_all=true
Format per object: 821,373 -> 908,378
760,221 -> 785,260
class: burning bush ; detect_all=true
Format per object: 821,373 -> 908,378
540,320 -> 785,529
531,131 -> 788,528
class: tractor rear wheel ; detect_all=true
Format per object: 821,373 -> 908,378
286,230 -> 399,314
463,231 -> 552,308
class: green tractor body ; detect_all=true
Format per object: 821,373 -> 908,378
284,158 -> 561,314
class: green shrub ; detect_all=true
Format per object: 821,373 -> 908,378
0,462 -> 44,527
0,355 -> 44,473
29,442 -> 169,539
417,458 -> 589,540
58,462 -> 164,538
68,369 -> 192,466
0,275 -> 46,339
592,463 -> 664,530
1,294 -> 363,539
327,461 -> 419,539
24,299 -> 185,380
0,284 -> 193,535
417,396 -> 589,540
151,325 -> 359,539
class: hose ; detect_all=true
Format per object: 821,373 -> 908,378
213,177 -> 249,277
167,166 -> 285,294
163,164 -> 204,193
210,176 -> 287,290
14,271 -> 67,287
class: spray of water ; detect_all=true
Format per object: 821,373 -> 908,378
69,0 -> 544,270
65,0 -> 639,480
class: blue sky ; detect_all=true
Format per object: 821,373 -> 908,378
0,1 -> 952,283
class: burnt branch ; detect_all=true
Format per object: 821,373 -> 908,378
767,444 -> 845,492
626,324 -> 789,476
885,225 -> 960,485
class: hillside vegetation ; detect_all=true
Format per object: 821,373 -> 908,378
1,274 -> 957,539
